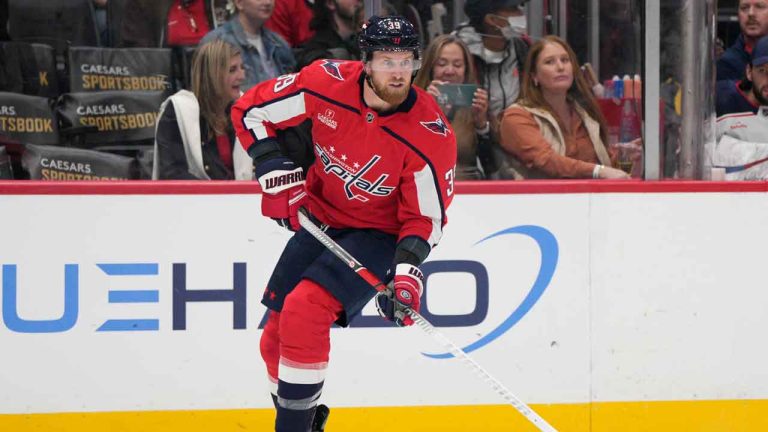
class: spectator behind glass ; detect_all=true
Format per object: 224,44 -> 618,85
715,37 -> 768,179
718,0 -> 768,81
453,0 -> 531,178
264,0 -> 314,48
454,0 -> 530,122
295,0 -> 364,69
716,34 -> 768,116
201,0 -> 296,91
120,0 -> 173,47
153,39 -> 252,179
499,36 -> 635,179
414,35 -> 490,180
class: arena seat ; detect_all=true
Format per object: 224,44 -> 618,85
56,90 -> 166,150
0,91 -> 60,146
67,46 -> 173,95
22,143 -> 137,180
0,42 -> 60,98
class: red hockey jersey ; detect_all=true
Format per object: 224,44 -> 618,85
232,60 -> 457,247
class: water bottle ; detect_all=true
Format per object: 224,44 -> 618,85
619,99 -> 640,142
632,74 -> 642,100
0,146 -> 13,179
612,75 -> 623,99
622,74 -> 632,98
603,79 -> 614,99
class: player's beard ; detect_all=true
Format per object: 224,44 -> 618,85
370,75 -> 411,106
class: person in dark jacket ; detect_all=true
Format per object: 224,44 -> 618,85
153,39 -> 252,179
717,0 -> 768,81
716,35 -> 768,116
119,0 -> 173,47
295,0 -> 364,69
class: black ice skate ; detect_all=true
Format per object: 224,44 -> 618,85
311,404 -> 330,432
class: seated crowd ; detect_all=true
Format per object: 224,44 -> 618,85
0,0 -> 662,181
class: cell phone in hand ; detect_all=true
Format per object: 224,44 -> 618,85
435,83 -> 478,108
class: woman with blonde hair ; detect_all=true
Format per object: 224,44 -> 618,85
499,35 -> 637,179
414,34 -> 491,180
153,39 -> 252,179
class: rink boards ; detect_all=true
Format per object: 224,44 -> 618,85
0,181 -> 767,431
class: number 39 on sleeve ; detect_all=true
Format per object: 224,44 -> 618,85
445,166 -> 455,196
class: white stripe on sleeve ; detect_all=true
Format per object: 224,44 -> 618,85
243,92 -> 307,141
414,165 -> 443,246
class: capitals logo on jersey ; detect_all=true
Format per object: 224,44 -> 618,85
315,144 -> 396,202
320,60 -> 345,81
420,115 -> 451,137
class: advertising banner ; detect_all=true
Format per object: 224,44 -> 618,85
21,144 -> 135,180
68,47 -> 172,95
57,91 -> 165,146
0,92 -> 59,146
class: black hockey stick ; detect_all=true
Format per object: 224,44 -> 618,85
297,208 -> 558,431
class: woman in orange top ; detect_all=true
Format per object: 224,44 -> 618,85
499,35 -> 636,179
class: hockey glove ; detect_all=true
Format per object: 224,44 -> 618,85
375,263 -> 424,327
255,157 -> 307,231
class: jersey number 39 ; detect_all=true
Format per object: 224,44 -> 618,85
274,73 -> 298,93
445,167 -> 455,197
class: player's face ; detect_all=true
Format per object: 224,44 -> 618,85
367,51 -> 416,105
225,54 -> 246,101
432,42 -> 466,84
740,0 -> 768,39
532,42 -> 573,94
748,63 -> 768,105
236,0 -> 274,23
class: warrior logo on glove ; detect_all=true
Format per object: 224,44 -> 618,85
376,263 -> 424,326
262,170 -> 304,190
255,157 -> 308,231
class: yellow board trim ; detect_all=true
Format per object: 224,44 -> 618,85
2,400 -> 767,431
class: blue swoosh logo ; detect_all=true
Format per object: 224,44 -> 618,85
422,225 -> 559,359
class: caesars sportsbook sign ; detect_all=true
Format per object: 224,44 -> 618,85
0,92 -> 59,145
58,91 -> 165,145
68,47 -> 172,94
21,144 -> 135,181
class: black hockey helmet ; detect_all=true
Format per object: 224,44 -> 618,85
358,15 -> 420,61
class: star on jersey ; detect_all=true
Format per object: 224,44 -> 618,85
420,115 -> 451,136
320,60 -> 345,81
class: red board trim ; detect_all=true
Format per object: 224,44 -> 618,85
0,180 -> 766,195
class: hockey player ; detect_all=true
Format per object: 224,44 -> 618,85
231,15 -> 457,432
